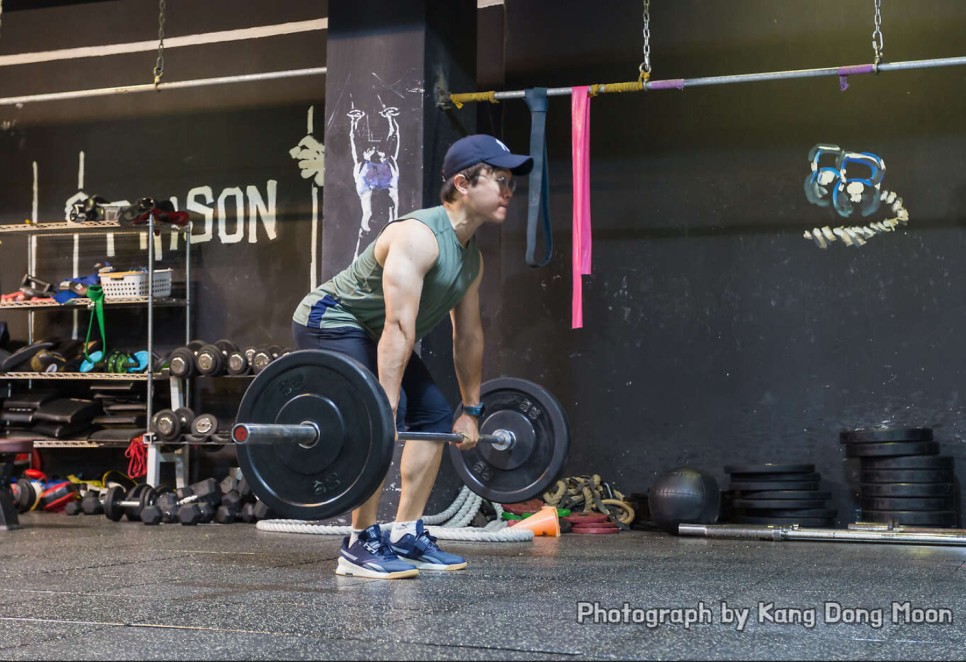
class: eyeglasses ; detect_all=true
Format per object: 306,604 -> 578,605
476,173 -> 517,194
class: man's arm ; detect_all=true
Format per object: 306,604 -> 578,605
450,260 -> 485,449
377,220 -> 438,419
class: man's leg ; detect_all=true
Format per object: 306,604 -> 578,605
389,354 -> 467,571
290,322 -> 417,578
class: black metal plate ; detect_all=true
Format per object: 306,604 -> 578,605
742,508 -> 837,518
728,472 -> 821,483
724,463 -> 814,474
839,427 -> 933,444
860,510 -> 958,527
843,441 -> 939,458
235,349 -> 395,520
860,469 -> 955,484
448,377 -> 569,503
858,482 -> 955,498
859,455 -> 953,470
860,496 -> 957,512
732,498 -> 827,510
733,515 -> 834,527
731,490 -> 830,500
728,480 -> 820,491
103,485 -> 126,522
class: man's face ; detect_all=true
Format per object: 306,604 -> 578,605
466,167 -> 515,223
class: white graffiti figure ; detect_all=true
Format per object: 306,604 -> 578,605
289,133 -> 325,187
348,105 -> 400,258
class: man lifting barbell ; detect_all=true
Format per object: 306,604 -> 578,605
290,134 -> 533,579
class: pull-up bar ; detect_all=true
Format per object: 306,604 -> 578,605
445,55 -> 966,108
0,66 -> 327,107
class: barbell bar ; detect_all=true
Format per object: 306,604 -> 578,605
231,349 -> 570,520
232,423 -> 516,451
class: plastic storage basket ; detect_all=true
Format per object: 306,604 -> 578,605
99,269 -> 172,299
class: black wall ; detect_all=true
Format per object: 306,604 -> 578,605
488,0 -> 966,522
2,0 -> 965,523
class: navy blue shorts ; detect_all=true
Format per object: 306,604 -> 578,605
291,322 -> 453,434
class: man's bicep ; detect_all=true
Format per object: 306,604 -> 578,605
382,224 -> 438,326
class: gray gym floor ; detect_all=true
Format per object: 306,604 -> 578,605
1,512 -> 964,661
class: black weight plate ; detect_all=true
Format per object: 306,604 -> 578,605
844,441 -> 939,458
733,515 -> 834,527
860,455 -> 954,470
195,344 -> 224,376
731,490 -> 830,500
227,351 -> 250,376
859,482 -> 955,498
729,480 -> 820,491
732,498 -> 827,510
724,463 -> 815,474
129,486 -> 156,521
860,469 -> 955,484
191,413 -> 219,437
839,427 -> 933,444
728,472 -> 821,483
235,349 -> 394,520
448,377 -> 569,504
215,339 -> 238,354
742,508 -> 837,518
103,485 -> 126,521
860,496 -> 957,512
153,409 -> 181,441
175,407 -> 196,428
861,510 -> 958,527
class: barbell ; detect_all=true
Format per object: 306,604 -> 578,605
230,349 -> 570,520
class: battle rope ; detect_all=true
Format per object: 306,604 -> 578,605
256,486 -> 534,542
543,474 -> 636,525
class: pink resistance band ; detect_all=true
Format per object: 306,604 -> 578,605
571,86 -> 592,329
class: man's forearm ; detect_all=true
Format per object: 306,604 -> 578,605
453,332 -> 484,405
378,324 -> 414,414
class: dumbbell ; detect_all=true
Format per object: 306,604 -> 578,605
178,501 -> 216,525
239,499 -> 275,523
195,340 -> 239,377
167,340 -> 206,379
141,489 -> 187,525
100,484 -> 168,522
81,490 -> 105,515
177,478 -> 222,525
141,478 -> 221,525
151,407 -> 196,442
11,478 -> 42,514
226,346 -> 251,376
251,345 -> 284,374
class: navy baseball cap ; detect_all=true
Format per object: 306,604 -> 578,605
441,134 -> 533,181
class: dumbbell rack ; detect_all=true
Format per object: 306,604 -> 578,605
0,216 -> 193,487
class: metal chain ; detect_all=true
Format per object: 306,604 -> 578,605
152,0 -> 166,88
872,0 -> 884,71
639,0 -> 651,77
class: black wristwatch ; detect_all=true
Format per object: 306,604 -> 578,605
462,403 -> 485,418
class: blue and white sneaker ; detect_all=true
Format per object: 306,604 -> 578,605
389,520 -> 468,571
336,524 -> 419,579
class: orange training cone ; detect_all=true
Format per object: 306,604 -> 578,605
510,505 -> 560,537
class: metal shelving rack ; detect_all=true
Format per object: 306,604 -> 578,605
0,216 -> 192,484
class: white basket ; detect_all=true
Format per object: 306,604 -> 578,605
99,269 -> 172,299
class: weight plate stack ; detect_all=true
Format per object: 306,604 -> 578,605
840,427 -> 960,528
723,463 -> 837,527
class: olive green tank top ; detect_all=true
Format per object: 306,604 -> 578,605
292,206 -> 481,340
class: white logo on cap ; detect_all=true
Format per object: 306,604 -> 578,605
495,139 -> 510,152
